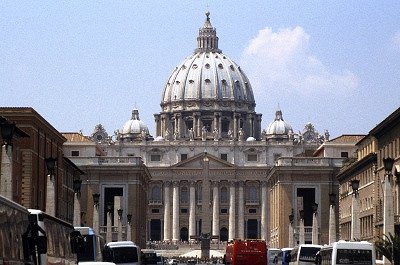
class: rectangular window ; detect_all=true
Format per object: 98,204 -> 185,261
341,152 -> 349,158
151,209 -> 160,213
180,208 -> 188,214
220,154 -> 228,161
71,150 -> 80,157
181,154 -> 188,161
249,208 -> 257,214
247,154 -> 258,162
151,154 -> 161,162
220,208 -> 228,214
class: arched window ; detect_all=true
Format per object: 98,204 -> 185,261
220,187 -> 228,203
151,186 -> 161,201
180,186 -> 188,203
246,186 -> 258,201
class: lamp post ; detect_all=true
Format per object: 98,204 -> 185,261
328,193 -> 337,243
0,121 -> 16,200
350,179 -> 360,240
312,203 -> 319,245
106,202 -> 113,243
92,193 -> 100,235
45,156 -> 57,216
289,209 -> 294,247
383,157 -> 395,265
73,179 -> 82,226
117,208 -> 123,241
299,209 -> 305,245
126,214 -> 132,241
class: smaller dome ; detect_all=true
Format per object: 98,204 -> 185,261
120,108 -> 152,141
246,137 -> 256,142
266,109 -> 292,140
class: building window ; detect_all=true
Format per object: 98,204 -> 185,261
151,186 -> 161,201
71,150 -> 79,157
247,154 -> 258,162
151,154 -> 161,162
151,209 -> 160,213
220,154 -> 228,161
181,154 -> 188,161
220,187 -> 228,203
341,152 -> 349,158
274,153 -> 281,162
180,186 -> 188,203
249,208 -> 257,214
220,208 -> 228,214
181,208 -> 188,214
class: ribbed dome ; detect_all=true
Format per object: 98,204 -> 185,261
160,12 -> 255,113
120,108 -> 151,141
266,109 -> 293,138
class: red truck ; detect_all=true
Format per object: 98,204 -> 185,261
224,239 -> 268,265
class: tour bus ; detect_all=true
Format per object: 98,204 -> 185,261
224,239 -> 268,265
28,209 -> 78,265
103,241 -> 141,265
267,248 -> 281,264
316,240 -> 376,265
289,244 -> 322,265
74,226 -> 105,262
141,249 -> 158,265
281,248 -> 293,265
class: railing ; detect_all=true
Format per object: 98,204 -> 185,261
149,200 -> 163,205
100,226 -> 127,241
245,200 -> 260,205
68,156 -> 143,166
277,157 -> 345,167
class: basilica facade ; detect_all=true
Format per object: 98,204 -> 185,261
63,12 -> 349,248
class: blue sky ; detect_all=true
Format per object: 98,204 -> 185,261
1,1 -> 399,139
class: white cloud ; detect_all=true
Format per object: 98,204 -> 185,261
240,26 -> 358,97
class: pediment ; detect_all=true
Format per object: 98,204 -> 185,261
171,152 -> 235,169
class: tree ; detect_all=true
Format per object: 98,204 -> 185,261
375,233 -> 400,265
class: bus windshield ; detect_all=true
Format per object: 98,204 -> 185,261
112,247 -> 139,263
336,249 -> 373,265
299,247 -> 321,262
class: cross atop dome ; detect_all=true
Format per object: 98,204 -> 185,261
195,11 -> 221,53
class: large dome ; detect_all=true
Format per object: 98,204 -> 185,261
160,12 -> 255,113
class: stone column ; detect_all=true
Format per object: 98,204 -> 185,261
233,114 -> 238,140
46,173 -> 56,216
212,181 -> 220,241
312,211 -> 319,244
229,181 -> 236,240
127,218 -> 132,241
189,181 -> 196,242
106,210 -> 112,243
93,198 -> 100,235
172,181 -> 180,242
260,181 -> 268,240
0,144 -> 13,200
329,204 -> 336,244
73,192 -> 81,227
118,211 -> 123,241
237,181 -> 244,239
383,172 -> 394,265
299,214 -> 305,245
163,182 -> 171,241
351,192 -> 360,240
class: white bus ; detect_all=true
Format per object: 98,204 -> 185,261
74,226 -> 105,262
289,244 -> 322,265
103,241 -> 141,265
316,240 -> 375,265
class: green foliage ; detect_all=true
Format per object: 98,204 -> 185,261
375,233 -> 400,265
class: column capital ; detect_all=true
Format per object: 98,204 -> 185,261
189,180 -> 197,187
211,181 -> 219,187
164,181 -> 172,187
237,181 -> 245,187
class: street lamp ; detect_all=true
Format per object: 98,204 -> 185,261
0,121 -> 16,146
329,193 -> 336,205
127,214 -> 132,224
383,157 -> 395,173
92,193 -> 100,207
289,209 -> 294,224
73,179 -> 82,195
312,203 -> 318,213
117,209 -> 123,219
351,179 -> 360,195
45,157 -> 57,178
